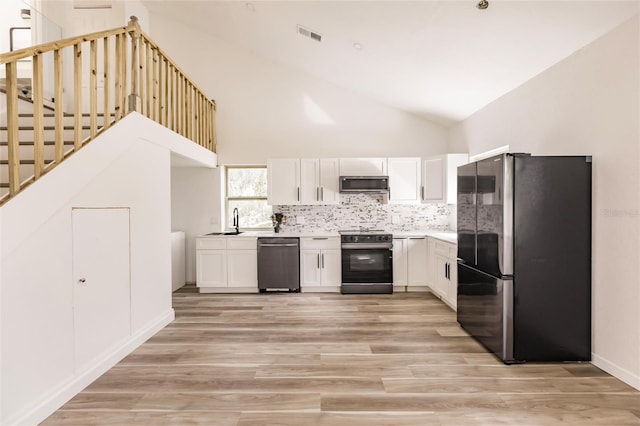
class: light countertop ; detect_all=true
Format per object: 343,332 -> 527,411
198,230 -> 457,243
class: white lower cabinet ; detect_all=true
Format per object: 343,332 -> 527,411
196,237 -> 258,292
393,236 -> 428,291
392,238 -> 408,290
430,238 -> 458,310
300,237 -> 341,292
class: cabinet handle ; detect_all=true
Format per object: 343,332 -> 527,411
297,187 -> 300,201
78,278 -> 87,284
421,185 -> 424,200
317,187 -> 320,201
313,237 -> 328,240
321,187 -> 324,201
317,254 -> 320,269
322,253 -> 325,268
445,263 -> 448,279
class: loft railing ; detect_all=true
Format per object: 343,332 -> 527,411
0,16 -> 217,205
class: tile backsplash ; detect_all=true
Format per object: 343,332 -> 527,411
274,194 -> 451,232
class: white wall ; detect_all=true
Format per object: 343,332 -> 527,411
147,13 -> 448,165
171,167 -> 221,283
0,113 -> 215,425
449,16 -> 640,389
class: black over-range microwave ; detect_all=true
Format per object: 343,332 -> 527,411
339,176 -> 390,193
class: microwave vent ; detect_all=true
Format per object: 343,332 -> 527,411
297,25 -> 322,43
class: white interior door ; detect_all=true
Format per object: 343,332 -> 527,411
72,207 -> 131,373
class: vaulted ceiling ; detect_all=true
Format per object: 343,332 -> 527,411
143,1 -> 639,126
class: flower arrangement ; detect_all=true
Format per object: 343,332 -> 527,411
271,213 -> 286,233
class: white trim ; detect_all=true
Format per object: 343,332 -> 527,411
469,145 -> 510,162
7,309 -> 175,426
592,352 -> 640,391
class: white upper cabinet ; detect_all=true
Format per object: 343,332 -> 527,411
421,153 -> 468,204
269,158 -> 339,205
339,158 -> 387,176
319,158 -> 340,204
267,159 -> 300,205
300,158 -> 340,205
388,157 -> 421,203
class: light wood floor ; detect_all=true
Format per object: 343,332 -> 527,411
43,287 -> 640,425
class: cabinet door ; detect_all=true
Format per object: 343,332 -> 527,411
407,237 -> 428,285
339,158 -> 387,176
319,158 -> 340,205
426,237 -> 436,288
72,208 -> 131,373
300,250 -> 321,286
422,156 -> 445,203
392,238 -> 408,286
300,158 -> 321,204
447,258 -> 458,310
227,250 -> 258,288
267,159 -> 300,205
196,250 -> 227,287
388,158 -> 421,203
320,249 -> 341,285
434,254 -> 449,299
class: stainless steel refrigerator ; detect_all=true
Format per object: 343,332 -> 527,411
457,153 -> 592,363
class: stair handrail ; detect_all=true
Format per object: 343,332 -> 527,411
0,16 -> 217,205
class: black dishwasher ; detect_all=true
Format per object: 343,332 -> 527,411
257,238 -> 300,292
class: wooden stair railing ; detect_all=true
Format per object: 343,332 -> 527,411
0,16 -> 217,205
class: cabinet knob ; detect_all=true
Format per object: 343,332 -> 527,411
78,278 -> 87,284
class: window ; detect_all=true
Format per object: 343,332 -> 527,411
225,166 -> 272,230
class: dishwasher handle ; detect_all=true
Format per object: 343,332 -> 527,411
259,243 -> 299,247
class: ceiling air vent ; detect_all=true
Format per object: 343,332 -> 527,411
297,25 -> 322,43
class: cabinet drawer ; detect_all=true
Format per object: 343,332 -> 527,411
301,237 -> 340,250
227,238 -> 257,250
196,238 -> 226,250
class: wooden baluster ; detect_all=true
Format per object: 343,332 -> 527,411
103,37 -> 111,130
32,53 -> 45,179
54,49 -> 64,163
6,62 -> 20,195
114,34 -> 123,120
163,58 -> 169,126
146,42 -> 152,118
74,42 -> 83,150
186,81 -> 192,140
211,100 -> 217,152
90,39 -> 98,138
153,47 -> 159,121
128,16 -> 141,113
138,39 -> 145,115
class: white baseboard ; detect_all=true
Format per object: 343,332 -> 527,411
10,309 -> 175,426
592,352 -> 640,391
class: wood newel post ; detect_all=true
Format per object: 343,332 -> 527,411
127,15 -> 142,113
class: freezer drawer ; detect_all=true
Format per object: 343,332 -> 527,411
457,262 -> 514,363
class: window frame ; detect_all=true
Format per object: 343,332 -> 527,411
225,165 -> 272,231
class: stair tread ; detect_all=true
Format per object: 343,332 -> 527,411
17,113 -> 116,118
0,141 -> 75,146
0,160 -> 52,165
0,125 -> 91,131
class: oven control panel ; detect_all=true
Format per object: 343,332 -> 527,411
341,234 -> 393,243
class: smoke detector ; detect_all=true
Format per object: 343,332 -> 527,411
297,25 -> 322,43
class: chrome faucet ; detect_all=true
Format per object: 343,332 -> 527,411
232,208 -> 239,234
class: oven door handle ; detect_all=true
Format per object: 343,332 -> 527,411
341,243 -> 393,250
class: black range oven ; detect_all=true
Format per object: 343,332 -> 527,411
340,231 -> 393,294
